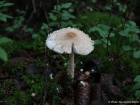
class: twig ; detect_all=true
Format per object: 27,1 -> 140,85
40,1 -> 50,104
110,0 -> 130,28
107,0 -> 114,25
92,0 -> 134,78
23,5 -> 28,17
117,43 -> 140,59
32,0 -> 36,13
100,56 -> 110,64
42,44 -> 49,105
21,11 -> 34,34
117,36 -> 123,56
110,56 -> 134,78
117,9 -> 131,55
106,0 -> 129,56
23,51 -> 35,60
105,0 -> 133,75
40,1 -> 50,34
16,50 -> 35,60
107,28 -> 113,56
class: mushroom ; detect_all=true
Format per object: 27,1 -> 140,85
46,27 -> 94,78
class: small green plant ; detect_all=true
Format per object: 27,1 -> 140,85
0,0 -> 13,22
41,2 -> 76,33
6,9 -> 25,32
6,87 -> 29,105
0,1 -> 13,62
105,0 -> 127,13
88,20 -> 140,61
131,75 -> 140,101
0,37 -> 13,61
34,59 -> 45,68
77,12 -> 140,78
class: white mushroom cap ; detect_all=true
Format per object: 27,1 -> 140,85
46,27 -> 94,55
31,93 -> 35,97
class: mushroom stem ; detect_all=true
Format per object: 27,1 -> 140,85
68,47 -> 74,78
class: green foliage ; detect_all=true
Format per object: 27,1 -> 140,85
22,72 -> 45,101
31,38 -> 45,53
132,75 -> 140,91
0,38 -> 45,60
130,75 -> 140,101
0,0 -> 140,104
6,88 -> 29,105
105,0 -> 127,13
88,23 -> 115,48
0,37 -> 13,62
79,13 -> 140,78
74,12 -> 125,31
22,72 -> 61,104
43,2 -> 76,33
0,84 -> 5,99
0,79 -> 30,105
88,20 -> 140,59
61,3 -> 72,8
0,0 -> 13,62
6,9 -> 25,32
0,0 -> 13,22
34,59 -> 45,68
117,21 -> 140,58
122,45 -> 131,51
133,50 -> 140,58
2,61 -> 27,74
118,24 -> 140,40
5,9 -> 46,40
0,37 -> 13,44
0,73 -> 61,105
121,83 -> 135,101
0,47 -> 8,61
64,76 -> 73,86
46,76 -> 61,105
0,13 -> 12,21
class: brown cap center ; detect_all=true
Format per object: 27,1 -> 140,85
67,32 -> 76,38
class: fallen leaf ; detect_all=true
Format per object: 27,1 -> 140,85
100,73 -> 114,93
13,78 -> 28,90
112,85 -> 122,96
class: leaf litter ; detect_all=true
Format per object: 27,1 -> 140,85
0,54 -> 137,105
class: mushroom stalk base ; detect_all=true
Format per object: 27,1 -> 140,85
68,47 -> 74,78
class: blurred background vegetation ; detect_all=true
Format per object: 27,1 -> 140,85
1,0 -> 140,104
